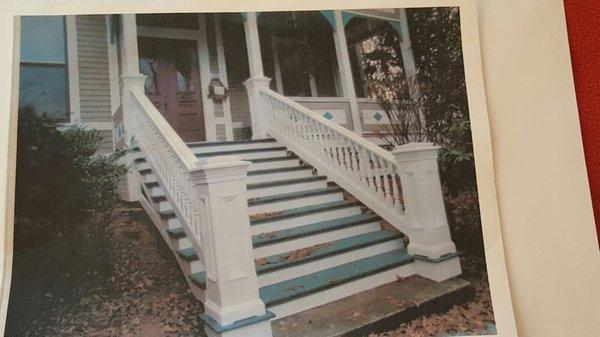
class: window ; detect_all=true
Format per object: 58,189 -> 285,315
19,16 -> 70,122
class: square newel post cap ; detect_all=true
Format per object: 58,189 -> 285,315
121,73 -> 147,89
190,156 -> 250,183
392,142 -> 441,162
243,77 -> 272,89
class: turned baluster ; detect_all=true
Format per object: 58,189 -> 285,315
382,160 -> 394,205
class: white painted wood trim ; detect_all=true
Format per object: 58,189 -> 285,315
332,10 -> 362,134
197,14 -> 217,142
343,10 -> 404,23
270,33 -> 284,95
137,26 -> 201,40
84,121 -> 114,130
288,96 -> 352,103
65,16 -> 81,124
214,15 -> 234,141
105,15 -> 121,116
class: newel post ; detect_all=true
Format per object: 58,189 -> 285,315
190,156 -> 274,337
243,77 -> 271,140
393,143 -> 462,282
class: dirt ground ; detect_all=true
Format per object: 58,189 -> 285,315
5,206 -> 494,337
369,257 -> 496,337
5,206 -> 205,337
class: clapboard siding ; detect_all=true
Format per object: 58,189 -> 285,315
76,15 -> 113,141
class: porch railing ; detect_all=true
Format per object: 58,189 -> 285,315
257,88 -> 413,238
129,87 -> 206,260
126,83 -> 268,328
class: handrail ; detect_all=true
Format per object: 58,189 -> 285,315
257,87 -> 412,237
127,86 -> 205,263
130,87 -> 200,171
260,89 -> 397,162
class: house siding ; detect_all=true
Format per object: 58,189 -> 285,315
76,15 -> 114,153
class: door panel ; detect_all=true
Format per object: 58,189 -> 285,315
138,37 -> 205,142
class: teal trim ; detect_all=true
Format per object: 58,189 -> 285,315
390,21 -> 404,41
260,249 -> 412,306
342,11 -> 357,27
319,10 -> 336,30
341,11 -> 404,41
201,310 -> 276,333
413,251 -> 462,264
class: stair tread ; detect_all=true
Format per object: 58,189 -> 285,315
195,146 -> 287,158
248,166 -> 312,176
247,176 -> 326,190
260,249 -> 412,307
256,230 -> 403,275
144,181 -> 159,188
177,247 -> 198,261
166,227 -> 185,239
250,200 -> 361,225
248,187 -> 341,207
159,209 -> 175,218
252,214 -> 382,247
187,138 -> 276,148
249,155 -> 299,163
189,272 -> 206,289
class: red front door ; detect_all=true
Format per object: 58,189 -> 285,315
138,37 -> 205,142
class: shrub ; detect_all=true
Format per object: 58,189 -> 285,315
14,107 -> 127,248
362,7 -> 483,257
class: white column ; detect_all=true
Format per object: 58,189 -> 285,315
118,14 -> 146,202
214,15 -> 234,141
332,10 -> 362,134
191,156 -> 273,337
393,143 -> 462,282
197,14 -> 217,142
397,9 -> 418,81
243,12 -> 271,139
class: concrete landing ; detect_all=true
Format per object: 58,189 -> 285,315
271,276 -> 473,337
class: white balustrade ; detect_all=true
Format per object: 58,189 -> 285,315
125,83 -> 271,336
257,89 -> 413,238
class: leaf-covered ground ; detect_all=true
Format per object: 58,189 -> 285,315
6,206 -> 205,337
369,257 -> 496,337
6,206 -> 494,337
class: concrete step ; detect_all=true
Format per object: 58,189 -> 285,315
257,230 -> 404,287
195,146 -> 288,161
252,214 -> 382,258
246,176 -> 328,199
271,276 -> 473,337
250,200 -> 363,236
248,186 -> 344,214
187,138 -> 278,154
248,156 -> 301,171
247,166 -> 314,184
262,249 -> 414,318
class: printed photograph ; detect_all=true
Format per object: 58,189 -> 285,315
6,6 -> 497,337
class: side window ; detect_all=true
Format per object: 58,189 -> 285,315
19,16 -> 70,122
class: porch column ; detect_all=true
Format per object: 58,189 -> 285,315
393,143 -> 462,282
332,10 -> 363,135
119,14 -> 146,202
192,156 -> 274,337
243,12 -> 271,139
397,9 -> 417,81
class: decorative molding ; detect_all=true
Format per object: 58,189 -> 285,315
314,109 -> 347,124
214,15 -> 234,141
363,109 -> 390,124
65,16 -> 81,124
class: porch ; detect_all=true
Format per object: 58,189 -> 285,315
112,10 -> 418,145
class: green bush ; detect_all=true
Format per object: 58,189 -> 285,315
362,7 -> 484,257
14,108 -> 127,248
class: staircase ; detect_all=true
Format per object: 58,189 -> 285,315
134,138 -> 417,319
